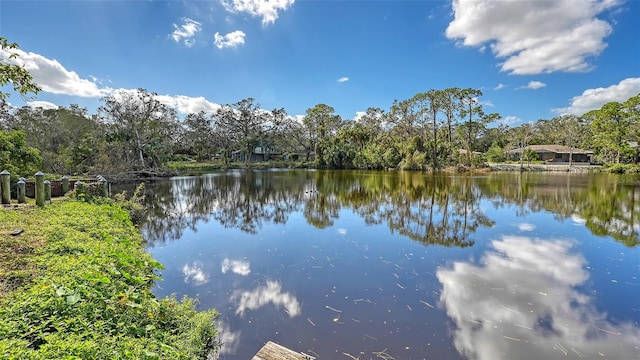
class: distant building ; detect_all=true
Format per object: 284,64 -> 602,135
507,145 -> 593,163
231,146 -> 281,162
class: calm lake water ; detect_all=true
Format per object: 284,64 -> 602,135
132,170 -> 640,359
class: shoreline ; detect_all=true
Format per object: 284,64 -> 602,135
488,163 -> 603,172
105,161 -> 608,184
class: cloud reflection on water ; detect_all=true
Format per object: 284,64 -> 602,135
233,280 -> 301,317
182,261 -> 209,286
221,258 -> 251,276
216,323 -> 241,355
437,236 -> 640,360
517,223 -> 535,231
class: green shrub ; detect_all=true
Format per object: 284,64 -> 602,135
0,201 -> 219,359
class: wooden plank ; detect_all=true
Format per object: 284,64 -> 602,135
252,341 -> 315,360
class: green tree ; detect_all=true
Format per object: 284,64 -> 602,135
303,104 -> 342,167
388,98 -> 419,140
441,87 -> 461,145
556,114 -> 587,167
417,89 -> 444,169
485,142 -> 506,163
0,37 -> 41,100
624,94 -> 640,158
522,148 -> 538,167
279,116 -> 309,161
509,122 -> 537,170
351,107 -> 394,169
0,37 -> 42,175
214,98 -> 284,164
587,101 -> 632,164
6,105 -> 102,173
183,111 -> 216,161
99,88 -> 179,170
477,124 -> 510,153
457,88 -> 484,164
0,130 -> 41,175
356,107 -> 386,134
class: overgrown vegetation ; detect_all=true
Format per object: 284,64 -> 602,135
0,200 -> 219,359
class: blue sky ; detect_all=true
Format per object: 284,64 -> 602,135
1,0 -> 639,126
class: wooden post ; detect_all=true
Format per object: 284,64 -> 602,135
35,171 -> 45,207
17,179 -> 25,204
62,175 -> 70,194
44,180 -> 51,204
0,170 -> 10,204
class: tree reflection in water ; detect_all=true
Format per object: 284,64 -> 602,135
130,170 -> 640,248
137,170 -> 493,248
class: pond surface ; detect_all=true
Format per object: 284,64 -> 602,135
134,170 -> 640,359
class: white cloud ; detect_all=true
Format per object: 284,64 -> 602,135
480,99 -> 494,107
519,81 -> 546,90
182,261 -> 210,286
233,280 -> 301,317
222,0 -> 295,26
214,30 -> 246,49
27,100 -> 58,110
494,83 -> 506,90
337,77 -> 349,83
553,77 -> 640,115
353,111 -> 367,122
171,18 -> 202,47
499,115 -> 522,126
0,47 -> 223,115
0,48 -> 110,97
446,0 -> 620,75
437,236 -> 640,360
155,94 -> 221,115
221,258 -> 251,276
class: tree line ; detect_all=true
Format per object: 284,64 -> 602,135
2,87 -> 639,176
1,38 -> 639,175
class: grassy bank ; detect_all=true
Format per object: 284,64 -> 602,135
0,200 -> 219,359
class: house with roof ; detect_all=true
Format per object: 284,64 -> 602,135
507,145 -> 593,163
231,145 -> 281,162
